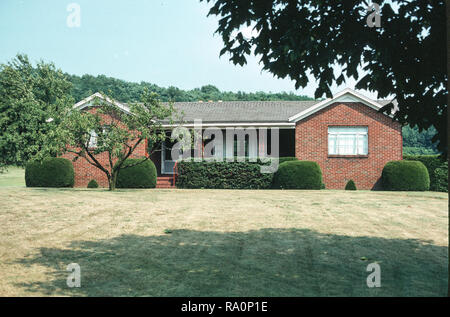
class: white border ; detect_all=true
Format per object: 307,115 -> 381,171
73,92 -> 131,114
288,88 -> 390,122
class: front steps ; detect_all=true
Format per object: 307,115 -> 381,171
156,176 -> 176,189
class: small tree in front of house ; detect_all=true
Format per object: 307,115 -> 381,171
39,90 -> 175,190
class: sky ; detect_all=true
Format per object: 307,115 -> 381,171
0,0 -> 374,99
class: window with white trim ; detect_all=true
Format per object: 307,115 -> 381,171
88,130 -> 98,148
328,126 -> 368,155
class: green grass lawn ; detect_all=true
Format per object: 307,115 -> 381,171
0,168 -> 448,296
0,166 -> 25,187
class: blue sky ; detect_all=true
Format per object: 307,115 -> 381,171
0,0 -> 370,98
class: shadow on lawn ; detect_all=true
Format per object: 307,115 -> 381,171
15,228 -> 448,296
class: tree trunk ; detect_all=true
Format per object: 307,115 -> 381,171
108,172 -> 118,191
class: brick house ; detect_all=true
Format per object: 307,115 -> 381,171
67,88 -> 402,189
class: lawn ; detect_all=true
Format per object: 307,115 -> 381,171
0,166 -> 25,187
0,170 -> 448,296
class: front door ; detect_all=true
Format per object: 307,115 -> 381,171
161,140 -> 176,175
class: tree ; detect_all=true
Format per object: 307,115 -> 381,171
65,73 -> 315,103
0,54 -> 73,169
38,91 -> 175,190
202,0 -> 447,155
403,125 -> 439,155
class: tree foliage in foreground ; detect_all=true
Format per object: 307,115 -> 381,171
0,54 -> 73,168
37,91 -> 175,190
202,0 -> 447,155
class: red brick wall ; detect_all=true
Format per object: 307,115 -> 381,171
60,107 -> 148,188
295,102 -> 402,190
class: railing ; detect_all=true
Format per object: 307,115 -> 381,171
172,161 -> 178,188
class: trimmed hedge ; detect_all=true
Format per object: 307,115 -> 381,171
278,157 -> 299,165
176,159 -> 273,189
87,179 -> 99,188
116,158 -> 157,189
272,161 -> 323,189
403,155 -> 447,192
345,180 -> 357,190
382,161 -> 430,191
25,157 -> 74,188
433,163 -> 448,192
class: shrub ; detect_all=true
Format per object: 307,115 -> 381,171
116,158 -> 157,189
382,161 -> 430,191
433,163 -> 448,192
345,180 -> 357,190
25,157 -> 74,188
176,159 -> 273,189
278,157 -> 299,165
272,161 -> 323,189
87,179 -> 99,188
403,155 -> 447,192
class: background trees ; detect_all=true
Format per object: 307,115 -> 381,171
201,0 -> 447,155
0,54 -> 73,169
65,73 -> 314,103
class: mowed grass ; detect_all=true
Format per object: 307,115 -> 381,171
0,170 -> 448,296
0,166 -> 25,187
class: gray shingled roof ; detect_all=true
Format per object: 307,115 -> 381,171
165,100 -> 319,123
160,99 -> 392,124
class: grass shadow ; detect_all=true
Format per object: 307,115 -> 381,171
14,228 -> 448,296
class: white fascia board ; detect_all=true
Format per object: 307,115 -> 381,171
288,88 -> 387,123
73,92 -> 131,115
160,122 -> 295,129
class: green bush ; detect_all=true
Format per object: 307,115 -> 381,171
176,159 -> 273,189
433,163 -> 448,192
87,179 -> 99,188
116,158 -> 157,189
272,161 -> 323,189
403,155 -> 447,192
25,157 -> 74,188
382,161 -> 430,191
345,180 -> 357,190
278,157 -> 299,165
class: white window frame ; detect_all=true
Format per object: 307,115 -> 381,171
88,129 -> 98,148
328,126 -> 368,156
88,126 -> 110,149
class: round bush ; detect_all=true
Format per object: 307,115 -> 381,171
87,179 -> 99,188
345,180 -> 357,190
272,161 -> 323,189
278,157 -> 299,165
382,160 -> 430,191
25,157 -> 74,188
116,158 -> 157,189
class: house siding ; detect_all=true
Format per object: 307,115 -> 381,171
60,107 -> 148,188
295,102 -> 402,190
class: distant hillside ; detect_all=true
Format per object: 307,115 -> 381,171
66,74 -> 315,103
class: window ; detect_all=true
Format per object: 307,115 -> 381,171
328,126 -> 368,155
88,130 -> 98,148
87,126 -> 110,148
